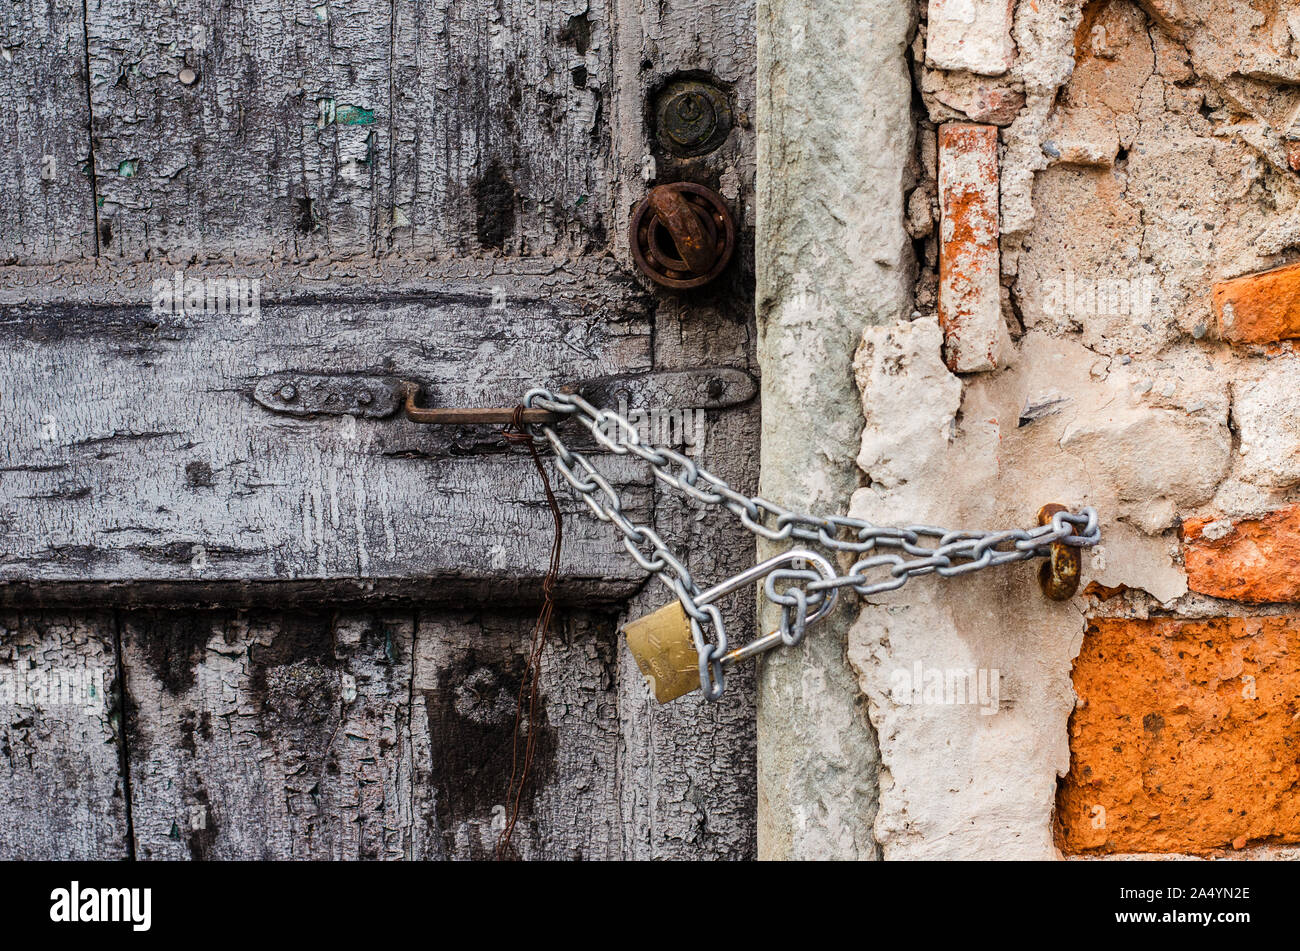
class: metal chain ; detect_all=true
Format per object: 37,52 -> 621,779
522,387 -> 1101,701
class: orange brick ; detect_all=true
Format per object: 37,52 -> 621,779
938,123 -> 1004,372
1183,507 -> 1300,603
1057,617 -> 1300,855
1213,260 -> 1300,344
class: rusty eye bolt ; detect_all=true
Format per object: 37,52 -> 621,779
1037,503 -> 1082,601
630,183 -> 736,289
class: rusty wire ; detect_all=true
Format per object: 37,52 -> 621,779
495,406 -> 564,861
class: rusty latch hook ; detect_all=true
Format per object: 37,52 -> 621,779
400,382 -> 559,426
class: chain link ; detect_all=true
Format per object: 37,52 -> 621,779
522,387 -> 1101,700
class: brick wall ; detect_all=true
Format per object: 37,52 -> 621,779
858,0 -> 1300,859
1058,616 -> 1300,855
1054,249 -> 1300,857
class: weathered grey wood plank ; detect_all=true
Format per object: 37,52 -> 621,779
85,0 -> 391,258
122,605 -> 626,860
82,0 -> 612,261
0,0 -> 763,862
389,0 -> 611,256
410,608 -> 623,859
616,403 -> 759,859
0,256 -> 645,307
0,0 -> 97,263
609,0 -> 759,860
0,278 -> 654,602
0,611 -> 129,859
122,609 -> 423,859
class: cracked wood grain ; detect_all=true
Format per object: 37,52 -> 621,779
0,612 -> 130,858
0,0 -> 98,262
82,0 -> 612,260
86,0 -> 391,259
411,608 -> 623,859
0,0 -> 760,860
122,610 -> 422,859
388,0 -> 611,256
0,278 -> 653,602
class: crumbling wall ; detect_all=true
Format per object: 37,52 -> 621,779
848,0 -> 1300,858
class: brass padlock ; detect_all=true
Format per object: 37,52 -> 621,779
623,601 -> 702,703
621,549 -> 839,704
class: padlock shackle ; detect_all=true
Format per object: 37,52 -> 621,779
694,548 -> 837,613
691,548 -> 838,668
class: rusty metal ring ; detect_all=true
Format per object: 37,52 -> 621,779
1037,503 -> 1082,601
642,207 -> 719,274
630,183 -> 736,289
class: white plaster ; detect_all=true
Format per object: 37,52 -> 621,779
926,0 -> 1016,76
1232,356 -> 1300,490
848,327 -> 1205,858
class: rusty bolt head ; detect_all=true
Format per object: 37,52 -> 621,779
654,79 -> 732,157
630,182 -> 736,290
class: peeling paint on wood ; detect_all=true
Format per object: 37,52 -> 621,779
0,0 -> 760,860
86,0 -> 392,258
412,609 -> 622,860
0,0 -> 98,262
125,610 -> 421,859
0,279 -> 654,600
0,613 -> 129,859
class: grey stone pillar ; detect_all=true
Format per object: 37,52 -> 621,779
754,0 -> 917,859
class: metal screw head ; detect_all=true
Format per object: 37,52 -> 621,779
653,79 -> 732,157
178,67 -> 197,86
278,384 -> 298,402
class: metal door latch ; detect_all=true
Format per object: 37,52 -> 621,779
253,372 -> 757,425
253,373 -> 406,418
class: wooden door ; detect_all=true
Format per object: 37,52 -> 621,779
0,0 -> 758,859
